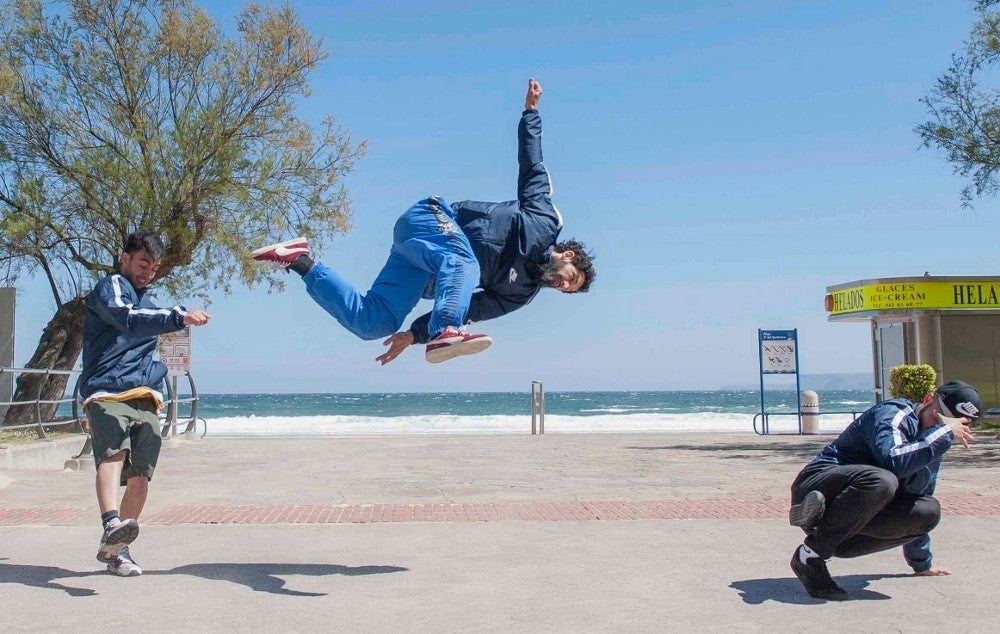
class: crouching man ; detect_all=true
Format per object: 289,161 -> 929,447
787,380 -> 981,600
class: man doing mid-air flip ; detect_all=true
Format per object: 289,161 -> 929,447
251,78 -> 595,364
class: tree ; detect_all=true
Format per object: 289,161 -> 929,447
917,0 -> 1000,206
0,0 -> 365,424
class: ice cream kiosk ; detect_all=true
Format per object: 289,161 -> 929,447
825,275 -> 1000,410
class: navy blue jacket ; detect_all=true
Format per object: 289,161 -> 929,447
408,109 -> 564,343
80,273 -> 188,400
808,398 -> 954,571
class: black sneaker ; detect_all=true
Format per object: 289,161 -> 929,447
789,490 -> 826,532
790,545 -> 848,601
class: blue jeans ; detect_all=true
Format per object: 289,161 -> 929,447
303,197 -> 480,341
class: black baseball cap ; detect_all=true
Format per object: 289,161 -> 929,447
936,380 -> 982,420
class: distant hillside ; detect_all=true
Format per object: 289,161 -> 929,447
721,372 -> 872,391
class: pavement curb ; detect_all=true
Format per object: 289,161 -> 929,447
0,435 -> 89,471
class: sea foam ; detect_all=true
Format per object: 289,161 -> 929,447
202,412 -> 856,437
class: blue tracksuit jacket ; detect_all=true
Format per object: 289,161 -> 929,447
80,274 -> 189,400
808,398 -> 954,571
407,109 -> 564,343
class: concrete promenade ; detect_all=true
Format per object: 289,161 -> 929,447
2,432 -> 999,632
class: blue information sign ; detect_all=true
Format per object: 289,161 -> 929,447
757,329 -> 802,434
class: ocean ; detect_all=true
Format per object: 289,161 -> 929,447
173,390 -> 874,437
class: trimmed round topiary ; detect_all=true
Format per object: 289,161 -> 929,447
889,364 -> 937,403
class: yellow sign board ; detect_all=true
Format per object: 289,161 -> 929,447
827,280 -> 1000,315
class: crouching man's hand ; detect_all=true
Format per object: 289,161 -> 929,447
914,566 -> 951,576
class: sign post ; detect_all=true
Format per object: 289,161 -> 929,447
758,329 -> 802,434
158,328 -> 191,432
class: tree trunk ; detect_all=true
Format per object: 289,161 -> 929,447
2,296 -> 86,426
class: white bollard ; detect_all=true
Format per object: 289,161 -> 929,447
801,390 -> 820,434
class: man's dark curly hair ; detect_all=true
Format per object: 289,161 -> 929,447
123,230 -> 165,261
553,239 -> 595,292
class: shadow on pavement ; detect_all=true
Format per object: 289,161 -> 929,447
0,559 -> 103,597
147,562 -> 409,596
730,572 -> 911,604
0,558 -> 407,597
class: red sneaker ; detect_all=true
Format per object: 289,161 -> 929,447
425,326 -> 492,363
250,237 -> 310,268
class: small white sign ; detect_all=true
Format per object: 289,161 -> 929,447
159,328 -> 191,376
762,341 -> 797,373
759,329 -> 797,374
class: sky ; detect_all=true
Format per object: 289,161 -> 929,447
9,0 -> 1000,394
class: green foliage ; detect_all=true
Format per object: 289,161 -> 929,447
916,1 -> 1000,206
0,0 -> 366,305
888,364 -> 937,403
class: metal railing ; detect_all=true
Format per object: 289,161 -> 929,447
752,409 -> 864,436
0,365 -> 205,441
0,366 -> 86,439
161,372 -> 207,437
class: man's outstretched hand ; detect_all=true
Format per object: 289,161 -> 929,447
183,310 -> 211,326
525,78 -> 542,110
377,331 -> 415,366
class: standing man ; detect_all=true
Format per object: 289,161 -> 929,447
251,78 -> 596,365
80,231 -> 210,576
787,380 -> 981,600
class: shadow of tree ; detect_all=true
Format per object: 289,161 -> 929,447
629,437 -> 1000,468
0,558 -> 407,598
627,443 -> 827,461
729,572 -> 912,605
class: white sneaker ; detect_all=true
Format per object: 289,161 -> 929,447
107,547 -> 142,577
96,518 -> 139,564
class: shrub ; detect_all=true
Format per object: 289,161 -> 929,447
889,364 -> 937,403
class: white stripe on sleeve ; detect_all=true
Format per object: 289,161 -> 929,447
889,404 -> 950,457
111,275 -> 175,317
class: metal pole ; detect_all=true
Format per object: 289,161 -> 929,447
758,330 -> 767,435
162,377 -> 175,438
34,368 -> 49,440
530,381 -> 537,435
184,371 -> 199,434
170,375 -> 179,435
539,382 -> 545,435
794,328 -> 803,434
531,380 -> 543,435
71,375 -> 85,434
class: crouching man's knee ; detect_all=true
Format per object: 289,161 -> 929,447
860,467 -> 899,502
913,496 -> 942,533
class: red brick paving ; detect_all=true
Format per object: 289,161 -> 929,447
2,495 -> 1000,527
